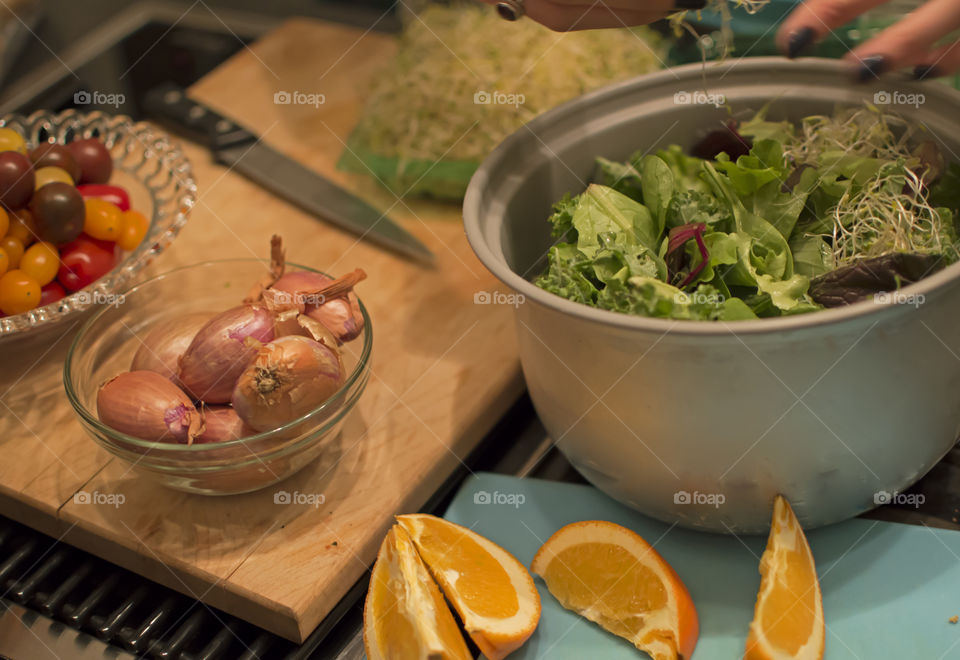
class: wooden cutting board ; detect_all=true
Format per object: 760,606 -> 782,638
0,18 -> 523,642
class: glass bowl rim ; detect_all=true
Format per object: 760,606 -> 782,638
63,258 -> 373,452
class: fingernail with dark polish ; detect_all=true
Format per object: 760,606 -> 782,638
673,0 -> 707,9
856,55 -> 887,83
786,27 -> 816,59
912,65 -> 939,80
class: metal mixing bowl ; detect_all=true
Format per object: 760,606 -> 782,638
463,58 -> 960,533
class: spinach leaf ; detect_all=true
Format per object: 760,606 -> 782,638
595,157 -> 644,202
651,145 -> 710,194
790,233 -> 832,278
639,154 -> 675,237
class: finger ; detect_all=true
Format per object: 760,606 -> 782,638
913,40 -> 960,78
844,0 -> 960,79
776,0 -> 890,57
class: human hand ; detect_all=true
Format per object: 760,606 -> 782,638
475,0 -> 706,32
777,0 -> 960,79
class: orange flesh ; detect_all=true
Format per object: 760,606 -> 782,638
758,522 -> 817,655
368,527 -> 471,660
547,543 -> 668,640
370,540 -> 421,660
413,517 -> 520,619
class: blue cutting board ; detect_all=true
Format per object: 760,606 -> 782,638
443,473 -> 960,659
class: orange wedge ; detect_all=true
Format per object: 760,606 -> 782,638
745,495 -> 825,660
397,514 -> 541,660
363,524 -> 472,660
530,520 -> 698,660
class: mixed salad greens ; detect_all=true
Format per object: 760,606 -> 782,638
536,106 -> 960,321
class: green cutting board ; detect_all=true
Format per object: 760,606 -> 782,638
443,473 -> 960,659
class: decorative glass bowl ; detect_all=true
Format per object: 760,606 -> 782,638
0,110 -> 196,339
63,260 -> 372,495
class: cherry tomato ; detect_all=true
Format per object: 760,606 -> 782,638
0,207 -> 8,239
19,241 -> 59,286
29,144 -> 81,182
0,235 -> 24,268
67,138 -> 112,184
39,280 -> 66,306
0,269 -> 41,314
0,128 -> 27,155
83,198 -> 121,241
34,166 -> 74,189
31,182 -> 85,245
57,235 -> 117,292
118,209 -> 149,251
0,151 -> 34,209
0,247 -> 8,277
6,209 -> 37,246
77,183 -> 130,212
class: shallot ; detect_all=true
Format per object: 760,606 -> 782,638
177,305 -> 275,404
196,405 -> 254,443
130,312 -> 214,386
97,371 -> 203,443
270,270 -> 365,343
232,335 -> 345,432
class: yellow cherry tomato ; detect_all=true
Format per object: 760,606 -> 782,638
0,207 -> 8,239
19,241 -> 59,286
0,269 -> 41,315
34,166 -> 75,190
0,247 -> 8,278
7,210 -> 37,246
0,235 -> 24,268
0,127 -> 27,155
83,198 -> 122,242
117,209 -> 149,251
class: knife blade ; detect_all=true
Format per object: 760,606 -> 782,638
143,83 -> 434,264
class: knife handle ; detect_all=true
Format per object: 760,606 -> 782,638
143,83 -> 255,152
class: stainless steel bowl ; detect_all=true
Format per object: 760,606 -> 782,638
463,58 -> 960,533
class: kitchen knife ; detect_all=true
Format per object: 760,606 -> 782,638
143,83 -> 434,263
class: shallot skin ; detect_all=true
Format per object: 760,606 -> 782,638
97,371 -> 203,443
130,312 -> 214,386
196,405 -> 255,444
178,305 -> 275,404
271,271 -> 364,343
232,335 -> 345,432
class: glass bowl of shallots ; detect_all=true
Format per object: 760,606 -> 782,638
63,239 -> 371,495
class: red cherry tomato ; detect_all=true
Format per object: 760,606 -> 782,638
40,281 -> 66,306
57,235 -> 117,292
76,184 -> 130,212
